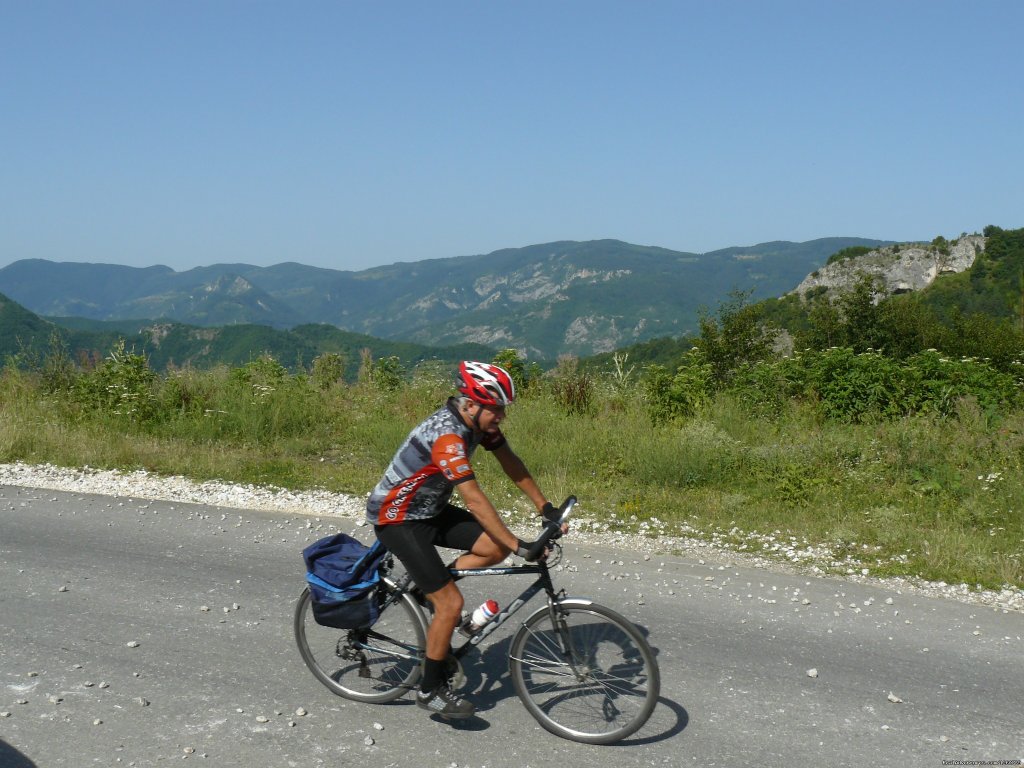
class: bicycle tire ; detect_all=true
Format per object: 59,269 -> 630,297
509,600 -> 660,744
294,579 -> 427,703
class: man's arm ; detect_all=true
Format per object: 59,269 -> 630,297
455,477 -> 521,552
491,443 -> 548,515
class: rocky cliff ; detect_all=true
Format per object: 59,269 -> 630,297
790,235 -> 985,301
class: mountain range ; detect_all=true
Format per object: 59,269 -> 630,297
0,237 -> 891,359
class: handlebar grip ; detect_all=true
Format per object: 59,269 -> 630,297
526,520 -> 562,561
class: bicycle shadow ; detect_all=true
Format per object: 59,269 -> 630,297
0,740 -> 38,768
443,626 -> 688,744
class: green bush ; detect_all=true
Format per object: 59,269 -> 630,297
695,290 -> 775,386
359,355 -> 406,392
492,348 -> 543,393
549,356 -> 595,416
826,245 -> 873,265
643,350 -> 714,423
311,352 -> 346,391
734,348 -> 1023,423
72,340 -> 158,422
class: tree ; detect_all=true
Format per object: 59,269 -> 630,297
492,348 -> 542,393
837,273 -> 884,352
695,289 -> 776,386
875,296 -> 941,359
803,298 -> 844,350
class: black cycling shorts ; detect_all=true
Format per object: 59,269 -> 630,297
374,505 -> 484,595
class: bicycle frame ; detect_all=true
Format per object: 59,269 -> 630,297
379,557 -> 564,662
447,562 -> 555,659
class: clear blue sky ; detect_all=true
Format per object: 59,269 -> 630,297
2,0 -> 1021,272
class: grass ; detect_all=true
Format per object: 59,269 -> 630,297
1,361 -> 1022,590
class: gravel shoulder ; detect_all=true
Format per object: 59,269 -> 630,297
1,461 -> 1021,615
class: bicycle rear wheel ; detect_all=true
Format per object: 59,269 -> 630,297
294,580 -> 426,703
509,600 -> 660,744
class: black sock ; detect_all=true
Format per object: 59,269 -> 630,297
420,656 -> 446,694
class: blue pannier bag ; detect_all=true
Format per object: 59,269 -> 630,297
302,533 -> 388,629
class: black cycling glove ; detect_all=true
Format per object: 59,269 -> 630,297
516,538 -> 544,562
541,501 -> 560,525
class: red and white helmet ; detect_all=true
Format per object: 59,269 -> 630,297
457,361 -> 516,407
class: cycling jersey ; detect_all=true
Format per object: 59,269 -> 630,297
365,398 -> 506,526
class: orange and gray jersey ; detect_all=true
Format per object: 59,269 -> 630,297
365,398 -> 506,526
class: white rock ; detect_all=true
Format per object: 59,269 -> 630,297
126,641 -> 140,648
807,668 -> 818,678
887,692 -> 903,703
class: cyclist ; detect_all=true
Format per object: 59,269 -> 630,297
366,360 -> 561,719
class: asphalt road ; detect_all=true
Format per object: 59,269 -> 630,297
1,484 -> 1022,768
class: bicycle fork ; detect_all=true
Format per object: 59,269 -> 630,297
545,598 -> 593,681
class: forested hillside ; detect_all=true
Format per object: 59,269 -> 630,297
0,294 -> 494,379
595,226 -> 1023,374
0,237 -> 889,358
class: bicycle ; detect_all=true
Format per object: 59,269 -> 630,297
294,496 -> 660,745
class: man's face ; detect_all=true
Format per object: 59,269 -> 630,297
475,403 -> 506,433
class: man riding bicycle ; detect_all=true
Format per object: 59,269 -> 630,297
366,361 -> 561,719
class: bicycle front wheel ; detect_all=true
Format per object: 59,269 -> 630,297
294,581 -> 426,703
509,600 -> 660,744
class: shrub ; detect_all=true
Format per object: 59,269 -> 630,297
159,368 -> 214,417
356,354 -> 406,392
643,350 -> 714,424
734,347 -> 1023,423
72,340 -> 158,422
826,245 -> 872,265
230,354 -> 289,402
902,350 -> 1023,417
311,352 -> 346,390
492,348 -> 543,393
549,356 -> 595,416
695,290 -> 775,386
40,331 -> 78,395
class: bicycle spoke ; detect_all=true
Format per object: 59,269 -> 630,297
295,586 -> 425,704
510,603 -> 660,744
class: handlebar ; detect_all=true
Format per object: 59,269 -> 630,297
525,495 -> 576,562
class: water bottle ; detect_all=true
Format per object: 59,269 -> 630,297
459,599 -> 499,636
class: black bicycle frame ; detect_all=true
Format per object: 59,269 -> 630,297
373,559 -> 564,662
447,562 -> 557,658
